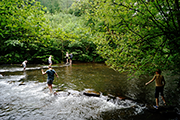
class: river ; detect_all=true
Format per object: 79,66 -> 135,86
0,63 -> 179,120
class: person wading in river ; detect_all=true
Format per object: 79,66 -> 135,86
48,55 -> 52,66
69,53 -> 73,65
21,60 -> 28,71
41,65 -> 58,94
145,69 -> 166,109
65,52 -> 69,65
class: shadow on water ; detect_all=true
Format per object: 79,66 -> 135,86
0,63 -> 180,120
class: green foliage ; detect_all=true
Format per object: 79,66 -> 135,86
85,0 -> 180,75
45,12 -> 103,62
37,0 -> 74,14
0,0 -> 51,64
0,0 -> 103,64
68,0 -> 90,16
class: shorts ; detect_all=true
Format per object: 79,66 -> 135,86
48,60 -> 52,64
155,86 -> 164,98
47,79 -> 53,85
23,63 -> 26,68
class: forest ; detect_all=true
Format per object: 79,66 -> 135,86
0,0 -> 180,77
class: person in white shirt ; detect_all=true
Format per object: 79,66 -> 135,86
21,60 -> 28,71
65,52 -> 69,64
48,55 -> 52,66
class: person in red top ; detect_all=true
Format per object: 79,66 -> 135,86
145,69 -> 166,109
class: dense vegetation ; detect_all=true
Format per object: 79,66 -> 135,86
0,0 -> 103,64
0,0 -> 180,79
84,0 -> 180,76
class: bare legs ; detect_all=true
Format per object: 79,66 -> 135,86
155,96 -> 166,107
161,96 -> 166,105
70,59 -> 72,65
48,84 -> 53,93
66,58 -> 68,64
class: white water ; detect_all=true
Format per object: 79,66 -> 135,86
0,66 -> 145,120
0,66 -> 49,72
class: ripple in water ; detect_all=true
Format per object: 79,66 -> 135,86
0,77 -> 145,120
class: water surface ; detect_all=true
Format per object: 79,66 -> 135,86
0,63 -> 179,120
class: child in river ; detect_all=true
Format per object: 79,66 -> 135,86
69,53 -> 73,65
41,65 -> 58,94
65,52 -> 69,64
48,55 -> 52,66
145,69 -> 166,109
21,60 -> 28,71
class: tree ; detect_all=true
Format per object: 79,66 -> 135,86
45,12 -> 102,63
0,0 -> 50,63
37,0 -> 74,14
69,0 -> 90,16
85,0 -> 180,75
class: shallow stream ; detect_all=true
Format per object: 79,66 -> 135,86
0,63 -> 179,120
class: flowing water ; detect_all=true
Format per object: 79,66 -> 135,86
0,63 -> 179,120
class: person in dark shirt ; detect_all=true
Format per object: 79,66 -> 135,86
69,53 -> 73,65
41,65 -> 58,93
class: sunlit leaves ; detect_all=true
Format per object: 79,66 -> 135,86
0,0 -> 49,63
85,0 -> 180,75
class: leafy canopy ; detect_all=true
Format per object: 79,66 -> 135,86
85,0 -> 180,75
0,0 -> 52,63
0,0 -> 102,64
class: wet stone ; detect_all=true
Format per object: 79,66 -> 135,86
83,91 -> 100,97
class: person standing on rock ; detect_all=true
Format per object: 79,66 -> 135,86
41,65 -> 58,94
65,52 -> 69,64
145,69 -> 166,109
21,60 -> 28,71
48,55 -> 52,66
69,53 -> 73,65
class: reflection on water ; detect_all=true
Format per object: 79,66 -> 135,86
0,63 -> 179,120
